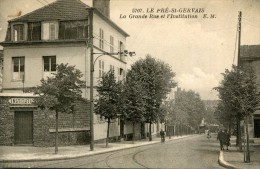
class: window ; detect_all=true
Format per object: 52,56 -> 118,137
12,57 -> 24,80
118,41 -> 125,60
43,56 -> 56,72
99,28 -> 104,49
99,60 -> 104,78
13,24 -> 24,41
110,65 -> 114,71
117,67 -> 120,81
117,68 -> 125,82
110,36 -> 114,53
28,22 -> 41,41
59,20 -> 88,39
42,22 -> 58,40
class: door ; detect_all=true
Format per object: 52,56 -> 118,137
14,111 -> 33,145
120,119 -> 124,140
254,119 -> 260,138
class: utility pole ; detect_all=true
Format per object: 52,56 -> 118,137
237,11 -> 242,66
89,8 -> 94,151
236,11 -> 242,151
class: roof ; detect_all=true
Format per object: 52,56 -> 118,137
10,0 -> 90,22
8,0 -> 129,37
240,45 -> 260,58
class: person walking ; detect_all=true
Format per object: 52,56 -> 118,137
207,130 -> 211,139
223,129 -> 231,150
217,129 -> 225,150
160,129 -> 165,143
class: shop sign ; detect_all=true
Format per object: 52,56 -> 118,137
8,98 -> 34,105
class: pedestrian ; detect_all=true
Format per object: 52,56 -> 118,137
223,129 -> 231,150
160,129 -> 165,143
207,130 -> 211,139
217,129 -> 225,150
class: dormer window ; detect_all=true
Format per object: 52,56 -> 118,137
28,22 -> 41,41
42,21 -> 58,40
13,24 -> 24,41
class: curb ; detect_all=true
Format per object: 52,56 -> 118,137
0,135 -> 193,163
218,151 -> 238,169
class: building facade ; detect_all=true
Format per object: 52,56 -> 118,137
240,45 -> 260,138
0,0 -> 136,146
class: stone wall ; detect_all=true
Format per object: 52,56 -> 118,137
35,100 -> 91,147
33,109 -> 51,147
0,97 -> 91,147
0,99 -> 13,145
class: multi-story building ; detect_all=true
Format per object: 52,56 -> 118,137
0,0 -> 131,146
240,45 -> 260,139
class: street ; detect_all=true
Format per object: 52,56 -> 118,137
1,134 -> 224,168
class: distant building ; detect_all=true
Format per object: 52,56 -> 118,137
203,100 -> 219,110
240,45 -> 260,138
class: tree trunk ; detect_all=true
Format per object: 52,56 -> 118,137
149,122 -> 152,141
228,123 -> 232,136
55,110 -> 58,154
180,124 -> 182,136
244,115 -> 250,163
132,122 -> 135,143
236,117 -> 242,150
168,126 -> 171,139
106,118 -> 110,148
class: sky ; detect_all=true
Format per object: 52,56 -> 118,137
0,0 -> 260,100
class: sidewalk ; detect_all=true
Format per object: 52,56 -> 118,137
219,136 -> 260,169
0,135 -> 191,162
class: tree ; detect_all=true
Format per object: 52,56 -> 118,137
127,55 -> 177,141
123,80 -> 146,143
95,70 -> 121,147
32,63 -> 86,154
215,65 -> 260,162
175,90 -> 206,131
214,101 -> 235,133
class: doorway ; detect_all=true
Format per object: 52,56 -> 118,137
14,111 -> 33,145
254,119 -> 260,138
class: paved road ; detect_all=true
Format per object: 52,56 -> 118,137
1,134 -> 224,168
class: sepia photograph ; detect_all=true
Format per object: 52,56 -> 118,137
0,0 -> 260,168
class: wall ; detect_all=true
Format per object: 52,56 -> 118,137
0,96 -> 90,147
86,13 -> 128,141
2,43 -> 88,97
0,99 -> 13,145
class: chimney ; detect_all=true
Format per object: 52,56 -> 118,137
93,0 -> 110,18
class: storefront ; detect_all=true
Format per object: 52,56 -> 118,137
0,93 -> 90,146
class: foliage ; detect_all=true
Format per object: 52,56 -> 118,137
94,70 -> 122,146
204,106 -> 218,125
123,78 -> 146,123
174,89 -> 206,129
214,65 -> 260,125
127,55 -> 177,124
214,65 -> 260,162
31,63 -> 86,154
95,70 -> 121,121
32,63 -> 86,116
32,63 -> 86,112
214,100 -> 234,128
